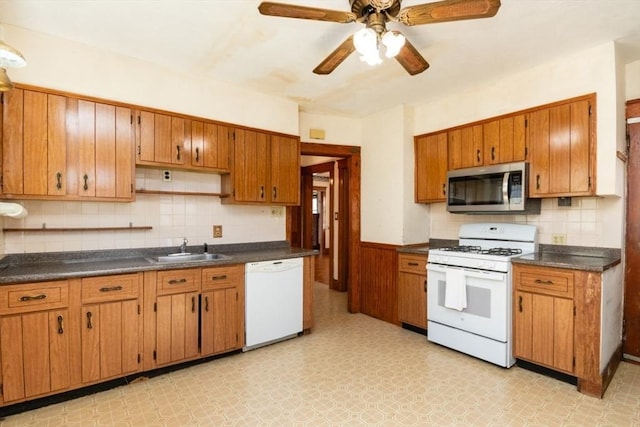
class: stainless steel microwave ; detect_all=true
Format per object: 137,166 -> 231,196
446,162 -> 541,214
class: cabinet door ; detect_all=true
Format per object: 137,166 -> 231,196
483,120 -> 500,165
233,129 -> 269,202
500,115 -> 526,163
415,132 -> 448,202
2,89 -> 67,197
81,300 -> 139,383
514,291 -> 574,373
0,310 -> 70,403
201,286 -> 240,356
202,122 -> 231,170
270,135 -> 300,204
155,292 -> 199,366
397,272 -> 427,329
137,110 -> 155,163
528,98 -> 593,197
152,113 -> 173,164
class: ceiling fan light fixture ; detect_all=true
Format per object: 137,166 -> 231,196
353,27 -> 378,57
0,40 -> 26,68
0,68 -> 15,92
382,30 -> 405,58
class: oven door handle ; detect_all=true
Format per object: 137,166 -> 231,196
428,264 -> 506,281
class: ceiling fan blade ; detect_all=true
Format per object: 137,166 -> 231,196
395,38 -> 430,75
258,2 -> 357,23
313,36 -> 355,75
397,0 -> 501,26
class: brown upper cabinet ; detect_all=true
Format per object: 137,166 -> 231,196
415,131 -> 448,203
136,111 -> 231,173
1,88 -> 134,201
527,96 -> 594,198
222,129 -> 300,205
448,115 -> 526,170
416,94 -> 595,203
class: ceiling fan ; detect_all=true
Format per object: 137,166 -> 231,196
258,0 -> 501,75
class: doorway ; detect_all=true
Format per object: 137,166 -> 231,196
287,142 -> 362,313
624,98 -> 640,361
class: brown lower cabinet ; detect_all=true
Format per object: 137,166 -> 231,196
513,263 -> 622,397
0,258 -> 313,408
397,253 -> 428,330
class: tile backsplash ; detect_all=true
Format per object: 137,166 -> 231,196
1,169 -> 285,254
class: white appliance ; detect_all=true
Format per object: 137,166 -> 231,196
427,223 -> 537,367
244,257 -> 303,351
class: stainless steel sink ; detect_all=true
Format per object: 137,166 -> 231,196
154,253 -> 232,263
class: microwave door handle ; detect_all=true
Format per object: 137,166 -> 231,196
502,172 -> 510,205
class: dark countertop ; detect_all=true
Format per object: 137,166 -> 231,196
396,239 -> 456,256
511,244 -> 622,272
0,241 -> 317,285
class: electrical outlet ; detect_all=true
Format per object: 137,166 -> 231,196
213,225 -> 223,238
162,170 -> 172,182
551,233 -> 566,245
270,207 -> 284,217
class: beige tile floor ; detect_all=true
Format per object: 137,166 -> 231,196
1,282 -> 640,426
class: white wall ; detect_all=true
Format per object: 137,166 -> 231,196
1,25 -> 297,254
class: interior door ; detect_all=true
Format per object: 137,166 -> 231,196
624,98 -> 640,360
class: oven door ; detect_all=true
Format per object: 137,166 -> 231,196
427,263 -> 509,342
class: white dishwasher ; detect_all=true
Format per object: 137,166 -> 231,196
244,257 -> 303,351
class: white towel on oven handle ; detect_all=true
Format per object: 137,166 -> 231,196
444,267 -> 467,311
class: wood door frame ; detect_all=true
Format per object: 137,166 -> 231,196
624,98 -> 640,360
288,142 -> 361,314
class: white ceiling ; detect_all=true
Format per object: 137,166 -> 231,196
1,0 -> 639,118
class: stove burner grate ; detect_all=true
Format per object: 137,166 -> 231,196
440,245 -> 482,253
481,247 -> 523,256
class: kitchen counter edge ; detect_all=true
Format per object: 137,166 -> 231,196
0,241 -> 318,285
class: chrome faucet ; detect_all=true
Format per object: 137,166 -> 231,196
180,237 -> 188,253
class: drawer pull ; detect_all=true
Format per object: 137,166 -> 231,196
195,147 -> 200,162
57,315 -> 64,334
205,296 -> 209,312
83,174 -> 89,191
86,311 -> 93,329
99,285 -> 123,293
534,279 -> 554,285
408,262 -> 419,266
56,171 -> 63,190
211,275 -> 228,281
19,294 -> 47,302
176,145 -> 181,161
191,296 -> 196,313
424,279 -> 427,293
518,295 -> 523,312
168,278 -> 187,285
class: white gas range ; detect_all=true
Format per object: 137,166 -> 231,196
427,223 -> 537,367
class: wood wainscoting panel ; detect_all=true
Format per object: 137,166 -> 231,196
360,242 -> 399,325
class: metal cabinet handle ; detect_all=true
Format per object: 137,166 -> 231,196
83,174 -> 89,191
408,262 -> 419,266
260,185 -> 265,200
211,275 -> 228,281
518,295 -> 523,312
99,285 -> 123,292
491,146 -> 496,161
168,278 -> 187,285
205,296 -> 209,312
442,183 -> 446,195
57,315 -> 64,334
19,294 -> 47,302
195,147 -> 200,162
176,145 -> 181,161
86,311 -> 93,329
424,279 -> 427,293
476,149 -> 481,163
536,174 -> 540,190
273,186 -> 277,200
56,172 -> 62,190
191,296 -> 196,313
534,279 -> 554,285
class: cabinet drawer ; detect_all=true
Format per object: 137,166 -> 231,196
0,281 -> 69,315
202,265 -> 243,290
157,269 -> 200,295
398,254 -> 427,275
82,274 -> 140,304
514,265 -> 574,298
